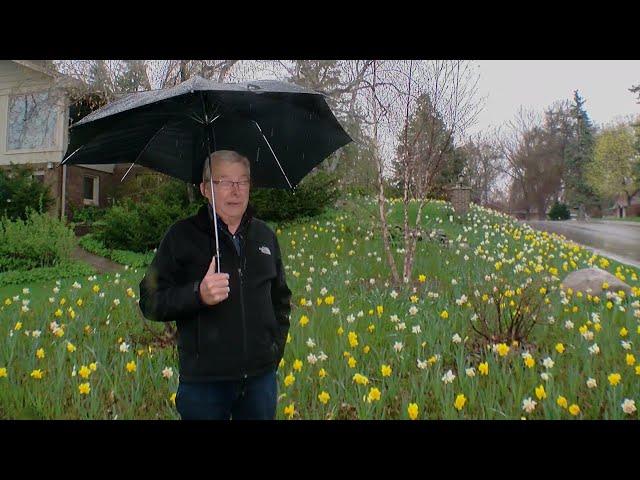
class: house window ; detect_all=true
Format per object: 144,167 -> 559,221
83,176 -> 99,206
7,91 -> 58,151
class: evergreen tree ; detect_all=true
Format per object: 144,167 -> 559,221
564,90 -> 599,209
392,93 -> 453,197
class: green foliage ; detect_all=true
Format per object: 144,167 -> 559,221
0,163 -> 53,221
250,171 -> 340,222
391,93 -> 454,197
79,234 -> 153,268
78,234 -> 110,257
564,91 -> 599,207
96,174 -> 203,252
0,208 -> 77,272
69,205 -> 106,224
586,122 -> 638,201
432,145 -> 467,200
0,261 -> 95,287
547,201 -> 571,220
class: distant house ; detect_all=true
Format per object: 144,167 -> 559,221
0,60 -> 145,221
609,191 -> 640,218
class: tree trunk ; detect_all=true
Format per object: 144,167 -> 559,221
537,200 -> 547,220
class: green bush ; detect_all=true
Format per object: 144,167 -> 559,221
0,208 -> 77,272
250,171 -> 340,222
78,234 -> 110,257
79,234 -> 153,268
95,175 -> 203,253
0,261 -> 95,287
0,162 -> 53,221
69,205 -> 106,224
548,201 -> 571,220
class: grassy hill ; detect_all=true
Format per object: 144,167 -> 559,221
1,197 -> 638,419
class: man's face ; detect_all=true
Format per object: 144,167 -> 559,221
200,160 -> 250,223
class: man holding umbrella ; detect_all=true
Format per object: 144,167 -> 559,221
61,76 -> 352,419
139,150 -> 291,420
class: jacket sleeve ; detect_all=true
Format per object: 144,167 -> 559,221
139,225 -> 203,323
270,232 -> 291,364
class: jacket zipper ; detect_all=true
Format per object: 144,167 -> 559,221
237,257 -> 248,379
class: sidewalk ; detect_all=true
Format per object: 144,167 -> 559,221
70,245 -> 125,274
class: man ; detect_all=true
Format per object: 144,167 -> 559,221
139,150 -> 292,420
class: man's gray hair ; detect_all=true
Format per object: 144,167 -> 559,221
202,150 -> 251,182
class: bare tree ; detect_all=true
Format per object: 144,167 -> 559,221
499,103 -> 570,220
461,131 -> 502,206
366,60 -> 482,285
497,107 -> 541,219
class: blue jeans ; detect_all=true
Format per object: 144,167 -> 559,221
176,368 -> 278,420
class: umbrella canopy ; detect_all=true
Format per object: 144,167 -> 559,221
62,76 -> 352,189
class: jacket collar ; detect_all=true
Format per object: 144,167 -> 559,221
194,201 -> 255,236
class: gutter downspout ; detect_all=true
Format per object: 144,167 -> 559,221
61,164 -> 67,221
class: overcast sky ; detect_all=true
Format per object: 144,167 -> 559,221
469,60 -> 640,135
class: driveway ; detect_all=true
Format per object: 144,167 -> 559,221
523,219 -> 640,269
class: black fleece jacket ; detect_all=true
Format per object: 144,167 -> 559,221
138,203 -> 291,381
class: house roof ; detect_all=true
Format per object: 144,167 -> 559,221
12,60 -> 59,78
12,60 -> 86,91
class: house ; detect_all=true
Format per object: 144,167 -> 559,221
609,191 -> 640,218
0,60 -> 146,221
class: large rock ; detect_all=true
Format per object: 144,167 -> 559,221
561,268 -> 632,295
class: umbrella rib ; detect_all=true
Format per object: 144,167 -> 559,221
60,146 -> 83,165
120,162 -> 137,183
121,123 -> 170,182
252,120 -> 293,190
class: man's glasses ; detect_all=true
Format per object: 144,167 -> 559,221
212,179 -> 250,191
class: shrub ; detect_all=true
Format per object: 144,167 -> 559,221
94,173 -> 204,252
79,234 -> 154,268
250,171 -> 339,222
465,275 -> 548,347
69,205 -> 106,224
0,163 -> 53,221
548,201 -> 571,220
0,208 -> 77,272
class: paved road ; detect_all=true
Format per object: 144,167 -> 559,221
523,219 -> 640,268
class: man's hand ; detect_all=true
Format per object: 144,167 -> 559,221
199,256 -> 230,306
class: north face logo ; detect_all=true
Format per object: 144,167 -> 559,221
259,246 -> 271,255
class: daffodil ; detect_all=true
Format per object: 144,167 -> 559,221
608,373 -> 621,386
407,403 -> 419,420
318,391 -> 330,404
284,403 -> 296,419
367,387 -> 381,403
284,373 -> 295,387
454,394 -> 467,411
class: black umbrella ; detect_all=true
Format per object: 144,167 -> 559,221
62,75 -> 352,272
